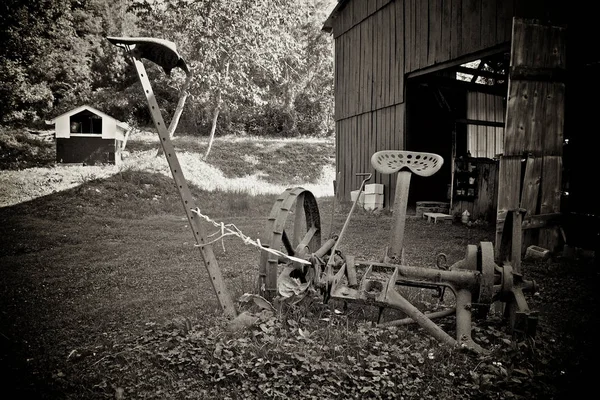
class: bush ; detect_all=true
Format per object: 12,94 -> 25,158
294,93 -> 331,137
246,105 -> 299,138
0,126 -> 55,170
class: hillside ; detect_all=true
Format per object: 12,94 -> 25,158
0,130 -> 336,208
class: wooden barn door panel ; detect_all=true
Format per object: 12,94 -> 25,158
495,18 -> 566,257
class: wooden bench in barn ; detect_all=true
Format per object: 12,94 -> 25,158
423,212 -> 453,224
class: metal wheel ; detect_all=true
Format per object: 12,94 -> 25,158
473,241 -> 496,318
258,187 -> 321,299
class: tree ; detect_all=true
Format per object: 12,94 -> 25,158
131,0 -> 325,158
0,0 -> 135,125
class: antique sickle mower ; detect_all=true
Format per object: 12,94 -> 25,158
108,37 -> 538,354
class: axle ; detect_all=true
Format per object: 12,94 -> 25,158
281,240 -> 538,353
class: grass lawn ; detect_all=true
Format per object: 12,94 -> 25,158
0,129 -> 597,399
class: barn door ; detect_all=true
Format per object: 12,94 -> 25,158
495,18 -> 566,260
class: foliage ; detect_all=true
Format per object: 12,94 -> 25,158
0,0 -> 136,125
0,0 -> 335,137
0,126 -> 55,169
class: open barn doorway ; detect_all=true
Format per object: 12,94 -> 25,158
404,52 -> 509,218
405,74 -> 463,210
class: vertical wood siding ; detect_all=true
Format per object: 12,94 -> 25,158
331,0 -> 515,206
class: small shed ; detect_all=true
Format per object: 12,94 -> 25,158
48,105 -> 129,165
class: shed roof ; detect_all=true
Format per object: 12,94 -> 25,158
47,105 -> 129,130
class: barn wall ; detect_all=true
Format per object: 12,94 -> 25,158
331,0 -> 515,205
333,0 -> 404,207
404,0 -> 514,72
335,103 -> 405,207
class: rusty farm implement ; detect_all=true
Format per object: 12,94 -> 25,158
108,37 -> 538,354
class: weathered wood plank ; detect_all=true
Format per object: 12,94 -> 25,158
440,0 -> 452,62
428,0 -> 442,65
363,113 -> 370,180
519,155 -> 541,207
540,156 -> 562,216
373,12 -> 384,109
481,0 -> 497,49
334,37 -> 340,119
504,81 -> 564,156
520,155 -> 543,250
368,0 -> 377,16
450,0 -> 462,59
351,117 -> 357,192
342,34 -> 348,119
395,0 -> 405,104
358,22 -> 365,114
542,82 -> 565,156
539,155 -> 562,251
376,109 -> 383,187
339,2 -> 348,37
496,0 -> 514,42
387,3 -> 396,107
462,0 -> 481,55
417,0 -> 429,69
387,106 -> 394,206
382,5 -> 390,108
353,27 -> 360,117
511,19 -> 566,70
366,15 -> 373,112
495,156 -> 521,254
370,111 -> 377,190
407,0 -> 416,73
335,122 -> 343,200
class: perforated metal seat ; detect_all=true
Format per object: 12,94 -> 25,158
371,150 -> 443,177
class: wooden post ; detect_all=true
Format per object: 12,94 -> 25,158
511,210 -> 524,273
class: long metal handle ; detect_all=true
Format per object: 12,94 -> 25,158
326,173 -> 372,269
128,53 -> 236,318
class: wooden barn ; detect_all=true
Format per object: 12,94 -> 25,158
323,0 -> 599,255
48,105 -> 129,165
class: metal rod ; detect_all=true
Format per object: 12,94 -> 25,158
379,308 -> 456,327
354,260 -> 480,291
326,173 -> 372,269
455,289 -> 485,353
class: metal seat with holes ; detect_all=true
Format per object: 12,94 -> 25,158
371,150 -> 444,262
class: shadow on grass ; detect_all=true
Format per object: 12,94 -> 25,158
0,169 -> 290,398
